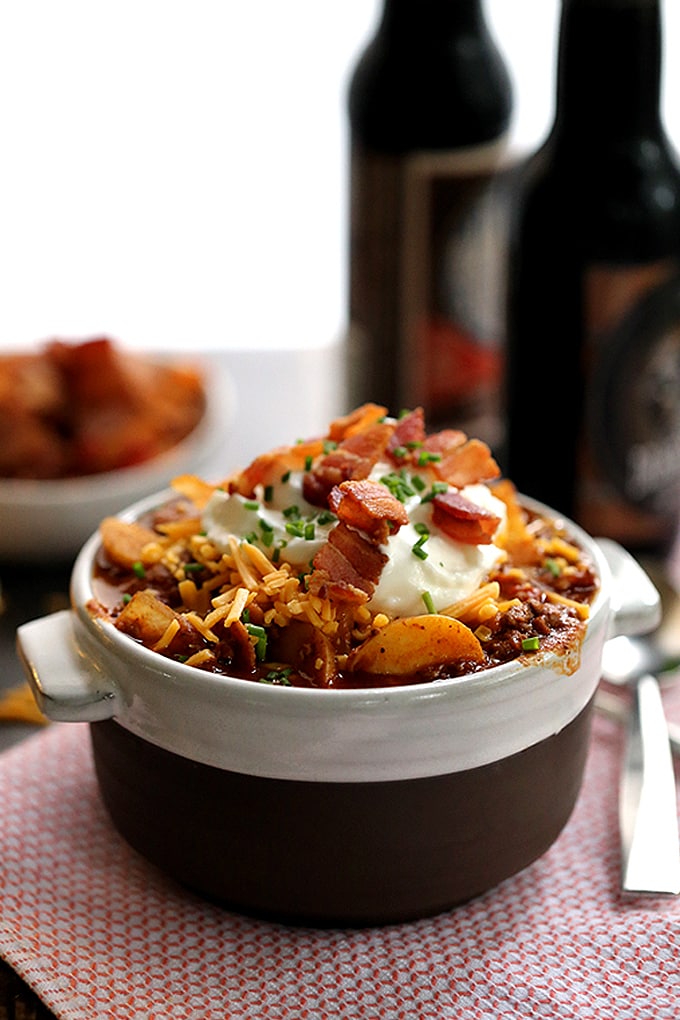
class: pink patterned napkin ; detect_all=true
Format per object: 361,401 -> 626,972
1,699 -> 679,1020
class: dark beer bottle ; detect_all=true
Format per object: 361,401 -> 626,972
347,0 -> 512,447
504,0 -> 680,553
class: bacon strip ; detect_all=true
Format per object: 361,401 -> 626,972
308,479 -> 408,603
229,439 -> 324,497
327,403 -> 387,443
432,437 -> 500,488
308,523 -> 387,604
303,422 -> 394,507
325,522 -> 387,583
432,490 -> 501,545
308,537 -> 374,604
422,429 -> 467,456
387,407 -> 426,462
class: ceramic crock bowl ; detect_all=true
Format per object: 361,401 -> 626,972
16,498 -> 653,926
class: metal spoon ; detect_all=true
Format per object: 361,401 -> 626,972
597,539 -> 680,896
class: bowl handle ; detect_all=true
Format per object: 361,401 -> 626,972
16,610 -> 122,722
595,538 -> 662,639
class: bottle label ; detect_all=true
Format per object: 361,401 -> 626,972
349,141 -> 511,448
578,261 -> 680,546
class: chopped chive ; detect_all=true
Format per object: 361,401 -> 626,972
392,445 -> 408,459
420,481 -> 448,503
122,593 -> 132,605
304,455 -> 313,471
246,622 -> 267,660
264,485 -> 274,503
283,504 -> 300,519
521,636 -> 540,652
417,450 -> 442,466
263,667 -> 293,686
184,562 -> 203,573
132,561 -> 146,578
258,518 -> 274,533
414,522 -> 429,536
304,522 -> 316,540
412,534 -> 429,560
380,472 -> 416,502
317,510 -> 336,525
411,475 -> 426,492
281,470 -> 291,483
244,531 -> 258,544
285,520 -> 305,538
323,440 -> 338,454
243,500 -> 259,511
545,558 -> 561,577
422,591 -> 436,614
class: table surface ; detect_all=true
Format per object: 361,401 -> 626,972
0,561 -> 71,1019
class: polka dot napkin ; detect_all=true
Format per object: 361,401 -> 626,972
1,699 -> 679,1020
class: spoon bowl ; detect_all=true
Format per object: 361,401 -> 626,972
601,633 -> 680,687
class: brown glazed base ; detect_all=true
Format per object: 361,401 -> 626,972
89,700 -> 593,926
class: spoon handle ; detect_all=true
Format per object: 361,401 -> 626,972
619,673 -> 680,896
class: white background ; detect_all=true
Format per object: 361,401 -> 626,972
0,0 -> 678,356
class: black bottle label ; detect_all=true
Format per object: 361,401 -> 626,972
579,262 -> 680,547
349,142 -> 510,448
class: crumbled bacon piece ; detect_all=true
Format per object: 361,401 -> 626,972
328,479 -> 409,543
433,437 -> 500,488
229,439 -> 324,497
324,521 -> 388,584
432,490 -> 501,545
308,535 -> 376,604
308,478 -> 406,603
327,403 -> 387,443
421,429 -> 467,455
387,407 -> 426,462
303,422 -> 393,507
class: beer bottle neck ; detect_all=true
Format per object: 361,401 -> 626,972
553,0 -> 664,142
377,0 -> 488,42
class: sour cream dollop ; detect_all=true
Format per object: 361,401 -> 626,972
368,480 -> 506,617
202,475 -> 335,570
202,467 -> 507,618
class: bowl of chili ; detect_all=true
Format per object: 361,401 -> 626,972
15,405 -> 648,925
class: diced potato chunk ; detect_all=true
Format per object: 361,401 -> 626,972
347,614 -> 483,675
100,517 -> 161,569
114,590 -> 178,645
